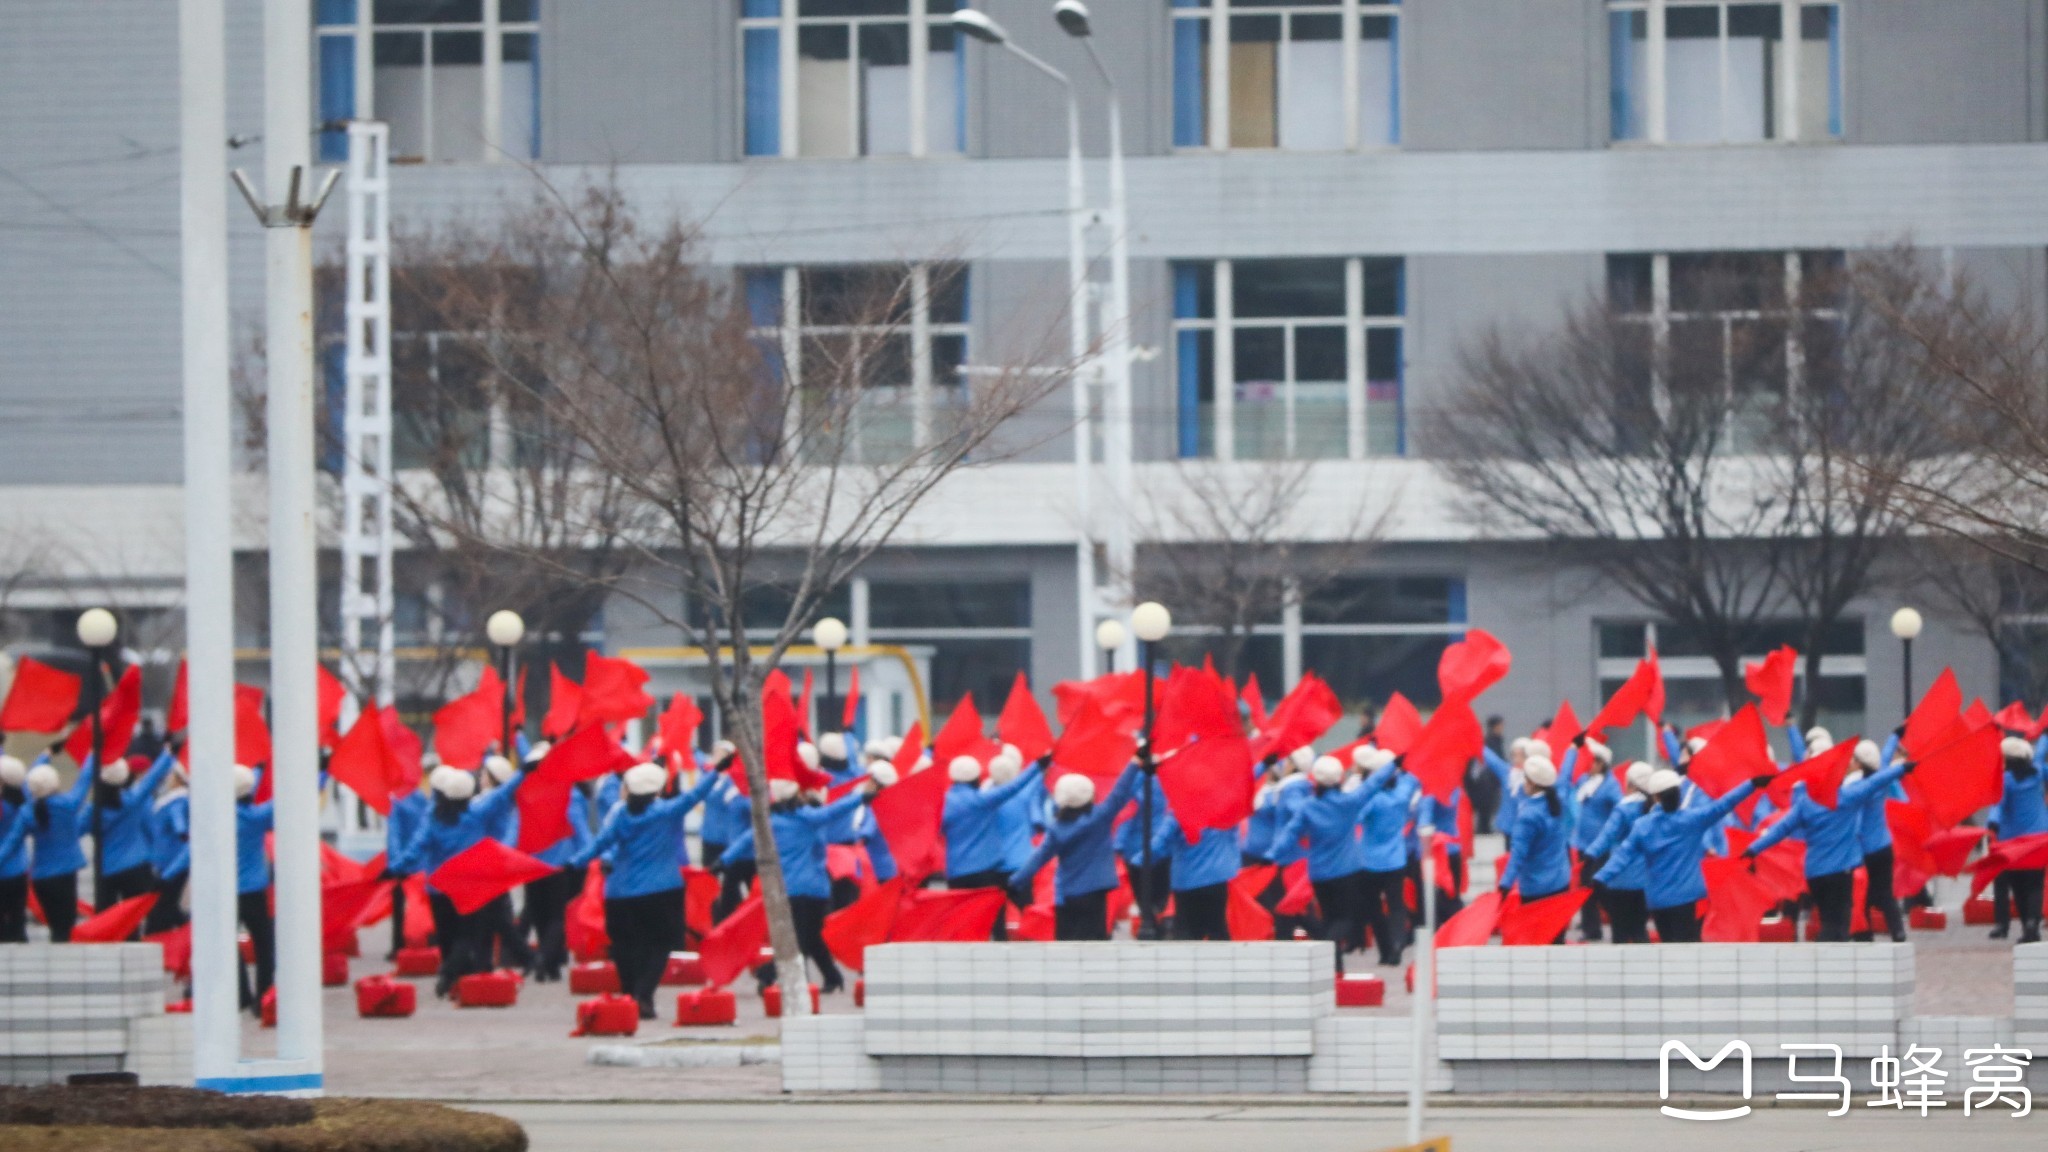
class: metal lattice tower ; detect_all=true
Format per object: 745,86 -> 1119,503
339,121 -> 395,718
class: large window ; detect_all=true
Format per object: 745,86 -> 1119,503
1610,1 -> 1840,144
1597,619 -> 1864,759
868,580 -> 1031,712
741,0 -> 966,159
1172,257 -> 1403,460
1171,0 -> 1398,150
316,0 -> 541,164
745,263 -> 970,463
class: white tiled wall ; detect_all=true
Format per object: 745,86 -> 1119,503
1306,1016 -> 1453,1093
2015,943 -> 2048,1052
125,1014 -> 193,1086
0,943 -> 178,1085
781,1014 -> 880,1091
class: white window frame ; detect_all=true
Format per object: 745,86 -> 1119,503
322,1 -> 541,163
1171,0 -> 1401,152
1609,0 -> 1843,145
741,0 -> 964,160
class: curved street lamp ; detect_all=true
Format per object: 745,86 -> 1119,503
487,610 -> 525,754
1890,607 -> 1923,721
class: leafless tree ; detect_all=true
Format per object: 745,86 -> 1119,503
1907,536 -> 2048,707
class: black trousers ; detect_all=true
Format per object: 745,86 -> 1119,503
1312,872 -> 1369,974
1651,901 -> 1702,944
1809,870 -> 1855,942
98,864 -> 155,916
1254,863 -> 1323,941
1578,856 -> 1608,941
1605,887 -> 1650,944
428,891 -> 494,996
33,874 -> 78,943
484,892 -> 530,971
949,869 -> 1011,941
0,874 -> 27,943
1362,868 -> 1409,965
144,872 -> 188,936
237,890 -> 275,1009
701,840 -> 726,872
1861,848 -> 1906,941
715,859 -> 756,923
2011,868 -> 2046,942
757,894 -> 845,992
1131,858 -> 1172,937
1054,889 -> 1111,941
387,877 -> 411,959
1172,882 -> 1230,941
605,887 -> 686,1009
523,868 -> 580,980
1994,871 -> 2016,931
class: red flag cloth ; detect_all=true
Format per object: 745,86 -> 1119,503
321,877 -> 388,952
842,666 -> 863,730
682,867 -> 720,944
822,878 -> 904,971
1766,738 -> 1855,809
932,694 -> 997,771
145,925 -> 192,979
1052,671 -> 1145,729
799,669 -> 814,737
1226,864 -> 1277,941
71,894 -> 157,943
1685,704 -> 1773,798
1436,890 -> 1502,948
1964,698 -> 1996,730
320,842 -> 379,885
1438,629 -> 1512,705
699,895 -> 768,988
1157,733 -> 1256,836
1928,827 -> 1989,875
1701,855 -> 1778,943
1906,722 -> 2004,829
0,657 -> 81,732
1901,668 -> 1963,760
889,886 -> 1006,943
659,695 -> 704,759
233,685 -> 272,768
1726,827 -> 1808,902
379,709 -> 424,795
1406,700 -> 1483,802
1542,700 -> 1584,751
760,668 -> 822,786
168,661 -> 188,734
578,653 -> 654,729
399,874 -> 432,947
543,665 -> 583,739
518,725 -> 638,854
890,721 -> 925,778
869,756 -> 949,883
428,839 -> 557,915
1276,862 -> 1317,917
1248,674 -> 1342,761
1155,665 -> 1242,755
1498,888 -> 1589,946
1888,800 -> 1938,880
1374,693 -> 1423,755
329,707 -> 407,815
564,863 -> 608,960
1743,646 -> 1799,727
1588,651 -> 1662,739
434,679 -> 503,770
317,665 -> 347,748
1050,692 -> 1139,798
1993,702 -> 2034,733
1241,674 -> 1268,730
1429,833 -> 1460,897
66,665 -> 141,767
997,672 -> 1055,762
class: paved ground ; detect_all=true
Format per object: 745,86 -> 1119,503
473,1101 -> 2048,1152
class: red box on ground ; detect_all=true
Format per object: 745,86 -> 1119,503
1335,975 -> 1384,1007
393,946 -> 440,977
574,995 -> 640,1037
321,952 -> 350,987
165,999 -> 192,1014
854,980 -> 864,1008
354,975 -> 416,1018
1758,918 -> 1796,942
259,988 -> 277,1029
1965,897 -> 1996,925
675,988 -> 737,1026
661,953 -> 706,986
762,983 -> 821,1018
456,970 -> 521,1008
1910,907 -> 1948,931
569,961 -> 620,996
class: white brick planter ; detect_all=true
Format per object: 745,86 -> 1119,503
0,943 -> 184,1086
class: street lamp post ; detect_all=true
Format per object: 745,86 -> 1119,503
1890,607 -> 1924,722
813,617 -> 849,730
76,608 -> 118,910
486,610 -> 525,755
1095,618 -> 1127,675
1131,601 -> 1172,938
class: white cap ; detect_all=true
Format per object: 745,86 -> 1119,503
1523,756 -> 1558,789
987,752 -> 1021,786
711,739 -> 737,760
429,765 -> 475,800
1585,738 -> 1612,765
868,761 -> 899,788
1288,746 -> 1316,772
768,778 -> 801,803
1310,755 -> 1345,788
624,762 -> 667,796
1053,773 -> 1096,809
948,755 -> 983,784
1805,726 -> 1833,750
797,742 -> 820,771
25,763 -> 60,799
863,738 -> 892,761
1685,736 -> 1709,755
233,764 -> 259,799
1353,746 -> 1396,772
2003,735 -> 2032,761
880,735 -> 904,757
999,743 -> 1021,764
1856,739 -> 1884,770
0,755 -> 26,788
1647,768 -> 1683,796
819,732 -> 848,762
1526,739 -> 1553,762
100,758 -> 132,788
1624,761 -> 1654,793
1510,737 -> 1532,758
522,741 -> 552,766
482,754 -> 514,784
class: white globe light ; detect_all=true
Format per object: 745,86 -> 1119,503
1889,607 -> 1923,641
1094,619 -> 1127,652
75,608 -> 118,649
1131,602 -> 1172,643
812,617 -> 849,652
486,609 -> 526,647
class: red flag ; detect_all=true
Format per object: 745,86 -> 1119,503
232,685 -> 272,768
1701,855 -> 1778,943
1684,704 -> 1773,798
317,665 -> 348,748
1901,668 -> 1963,760
65,665 -> 141,767
870,754 -> 949,883
1888,800 -> 1937,880
1436,890 -> 1502,948
1928,826 -> 1988,875
1226,864 -> 1277,941
145,924 -> 192,979
398,874 -> 432,947
72,894 -> 157,943
1400,701 -> 1479,803
1766,738 -> 1856,810
1743,646 -> 1798,727
1588,650 -> 1662,739
1964,698 -> 1996,730
889,886 -> 1006,943
543,665 -> 582,739
379,708 -> 424,796
517,724 -> 638,854
564,863 -> 608,960
1050,692 -> 1139,798
1498,888 -> 1589,945
1726,826 -> 1808,902
658,694 -> 704,758
842,666 -> 863,731
1438,629 -> 1512,704
822,878 -> 904,971
1241,674 -> 1269,730
320,876 -> 388,952
1374,693 -> 1423,755
1052,671 -> 1144,729
682,866 -> 720,944
328,707 -> 407,815
996,672 -> 1055,762
428,839 -> 557,915
932,694 -> 997,771
890,721 -> 925,778
1276,862 -> 1317,917
1155,665 -> 1242,754
798,669 -> 815,736
434,674 -> 506,769
1993,701 -> 2034,733
1157,734 -> 1256,835
578,653 -> 653,729
1248,673 -> 1342,761
699,895 -> 768,988
1905,721 -> 2003,829
0,657 -> 81,732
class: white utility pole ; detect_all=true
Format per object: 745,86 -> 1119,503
1407,825 -> 1438,1145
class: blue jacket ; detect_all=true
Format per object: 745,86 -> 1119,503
1359,771 -> 1417,873
1994,767 -> 2048,841
1855,734 -> 1904,854
481,780 -> 519,845
943,763 -> 1045,878
572,773 -> 720,899
536,786 -> 596,869
996,783 -> 1042,872
1255,776 -> 1313,866
235,797 -> 275,895
1751,762 -> 1912,877
384,791 -> 430,874
147,789 -> 191,880
1573,772 -> 1621,854
1416,787 -> 1463,857
1499,791 -> 1572,899
853,804 -> 898,883
90,750 -> 178,876
1011,765 -> 1142,903
1599,780 -> 1759,910
1586,796 -> 1649,891
390,774 -> 528,892
1148,811 -> 1240,891
716,791 -> 869,900
17,757 -> 98,879
1113,773 -> 1171,865
1482,747 -> 1518,836
0,800 -> 28,880
1263,767 -> 1396,881
699,775 -> 747,847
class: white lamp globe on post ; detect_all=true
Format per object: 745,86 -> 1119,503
486,610 -> 525,754
1094,618 -> 1127,673
1129,600 -> 1171,938
76,607 -> 119,650
75,606 -> 119,906
813,616 -> 849,727
1890,607 -> 1924,721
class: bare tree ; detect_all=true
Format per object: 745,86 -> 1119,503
1908,536 -> 2048,707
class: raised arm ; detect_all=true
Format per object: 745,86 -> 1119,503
1661,727 -> 1683,767
67,755 -> 99,805
1262,806 -> 1310,864
1009,833 -> 1056,893
1745,805 -> 1804,856
986,761 -> 1047,807
1149,810 -> 1185,859
1786,726 -> 1809,764
570,805 -> 627,872
1678,779 -> 1760,831
1839,760 -> 1911,809
129,748 -> 177,802
715,826 -> 757,871
1586,801 -> 1636,859
1481,746 -> 1513,786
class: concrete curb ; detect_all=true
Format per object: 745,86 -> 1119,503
586,1044 -> 782,1069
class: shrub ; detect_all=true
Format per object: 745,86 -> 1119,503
0,1088 -> 524,1152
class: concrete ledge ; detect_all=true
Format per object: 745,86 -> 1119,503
588,1043 -> 781,1069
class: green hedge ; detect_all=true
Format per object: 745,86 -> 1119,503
0,1095 -> 525,1152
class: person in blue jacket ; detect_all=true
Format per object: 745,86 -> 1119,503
0,753 -> 99,943
717,770 -> 882,996
1498,754 -> 1572,912
1261,754 -> 1394,972
382,780 -> 430,960
571,763 -> 724,1017
991,749 -> 1043,880
391,762 -> 531,996
143,758 -> 192,936
1352,748 -> 1417,964
1850,737 -> 1908,942
1010,763 -> 1144,941
227,764 -> 277,1011
1602,768 -> 1769,943
522,759 -> 595,983
1743,751 -> 1913,942
1147,803 -> 1241,941
1569,738 -> 1619,942
1586,762 -> 1656,943
88,747 -> 178,918
1414,784 -> 1465,923
943,750 -> 1046,938
1989,734 -> 2048,943
1113,767 -> 1174,936
0,756 -> 29,942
